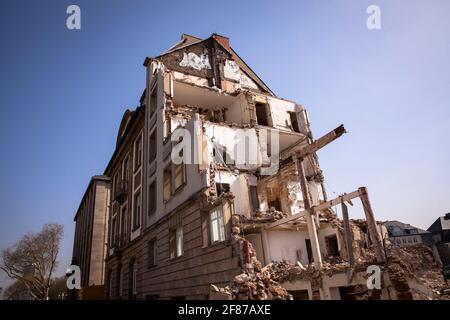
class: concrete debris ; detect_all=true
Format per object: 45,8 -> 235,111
385,243 -> 449,300
214,270 -> 293,300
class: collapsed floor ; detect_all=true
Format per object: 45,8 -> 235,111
210,213 -> 449,300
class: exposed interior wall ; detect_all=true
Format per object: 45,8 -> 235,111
266,230 -> 310,266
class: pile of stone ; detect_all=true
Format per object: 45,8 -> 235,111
212,267 -> 293,300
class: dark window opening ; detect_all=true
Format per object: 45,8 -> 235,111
249,186 -> 260,211
325,234 -> 339,257
305,239 -> 313,264
289,112 -> 300,132
149,130 -> 157,163
148,181 -> 156,216
133,191 -> 141,230
215,183 -> 230,197
150,88 -> 157,115
255,102 -> 269,126
290,290 -> 309,300
268,198 -> 281,211
134,135 -> 142,169
147,239 -> 156,268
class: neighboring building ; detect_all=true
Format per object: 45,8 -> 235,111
72,175 -> 111,299
428,213 -> 450,267
384,220 -> 434,247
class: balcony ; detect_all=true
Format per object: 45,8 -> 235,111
114,179 -> 129,203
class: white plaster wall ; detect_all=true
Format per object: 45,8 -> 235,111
267,230 -> 310,266
203,123 -> 264,170
213,171 -> 252,217
225,95 -> 245,125
223,60 -> 258,90
267,97 -> 299,131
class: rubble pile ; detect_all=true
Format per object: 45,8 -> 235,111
211,266 -> 293,300
386,244 -> 449,300
239,209 -> 288,226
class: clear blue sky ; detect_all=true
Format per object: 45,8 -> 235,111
1,0 -> 449,289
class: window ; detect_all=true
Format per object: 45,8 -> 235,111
111,216 -> 117,247
170,227 -> 183,258
325,235 -> 339,257
123,157 -> 129,182
148,181 -> 156,216
163,165 -> 172,201
133,190 -> 141,230
150,87 -> 157,115
130,260 -> 138,296
174,163 -> 185,191
107,270 -> 113,299
209,207 -> 225,243
113,173 -> 119,196
134,135 -> 142,170
164,114 -> 171,140
249,186 -> 260,210
149,130 -> 156,163
289,112 -> 300,132
268,198 -> 281,211
118,266 -> 123,299
255,102 -> 269,126
120,205 -> 128,243
213,144 -> 233,165
215,183 -> 230,197
147,239 -> 157,268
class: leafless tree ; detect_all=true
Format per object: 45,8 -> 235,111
0,223 -> 64,300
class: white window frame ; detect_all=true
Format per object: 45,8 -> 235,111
209,207 -> 225,244
176,226 -> 183,257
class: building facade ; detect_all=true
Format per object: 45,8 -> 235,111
72,175 -> 111,299
71,34 -> 447,300
99,33 -> 391,300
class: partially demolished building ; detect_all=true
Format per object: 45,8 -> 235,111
79,33 -> 448,300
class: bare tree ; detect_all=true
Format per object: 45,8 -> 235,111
0,223 -> 64,300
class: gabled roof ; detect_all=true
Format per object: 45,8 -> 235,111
384,220 -> 430,235
147,33 -> 275,96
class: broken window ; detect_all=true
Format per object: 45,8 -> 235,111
213,144 -> 234,166
215,183 -> 230,197
132,190 -> 141,230
268,198 -> 281,211
255,102 -> 269,126
148,181 -> 156,216
289,112 -> 300,133
169,226 -> 183,258
149,130 -> 156,163
163,165 -> 172,201
209,207 -> 225,243
249,185 -> 260,211
325,234 -> 339,257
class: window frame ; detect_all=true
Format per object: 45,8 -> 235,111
132,189 -> 141,231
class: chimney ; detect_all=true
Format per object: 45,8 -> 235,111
212,34 -> 230,51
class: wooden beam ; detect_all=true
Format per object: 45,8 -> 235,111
265,189 -> 362,230
294,125 -> 346,159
